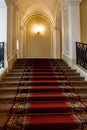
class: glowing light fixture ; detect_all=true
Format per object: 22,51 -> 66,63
33,25 -> 44,34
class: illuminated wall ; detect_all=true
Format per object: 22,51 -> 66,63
80,0 -> 87,43
24,15 -> 51,58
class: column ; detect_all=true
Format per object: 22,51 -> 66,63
62,0 -> 82,64
52,27 -> 57,58
52,26 -> 61,58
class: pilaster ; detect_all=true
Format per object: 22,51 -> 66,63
62,0 -> 82,65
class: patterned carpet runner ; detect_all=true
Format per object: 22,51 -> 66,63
1,59 -> 87,130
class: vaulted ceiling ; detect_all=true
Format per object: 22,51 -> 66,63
15,0 -> 63,24
4,0 -> 63,29
17,0 -> 62,13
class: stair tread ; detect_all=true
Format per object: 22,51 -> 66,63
22,114 -> 81,130
0,103 -> 13,112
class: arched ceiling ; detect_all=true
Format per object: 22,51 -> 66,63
17,0 -> 62,14
7,0 -> 63,27
16,0 -> 62,22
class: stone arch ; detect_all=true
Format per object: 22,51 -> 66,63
23,14 -> 53,58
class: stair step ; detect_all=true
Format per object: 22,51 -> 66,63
78,93 -> 87,101
0,87 -> 18,94
0,86 -> 72,93
0,94 -> 15,100
64,73 -> 80,76
31,76 -> 65,80
4,76 -> 62,81
6,73 -> 23,76
66,77 -> 85,81
5,114 -> 81,130
30,80 -> 69,86
70,81 -> 87,86
0,114 -> 9,130
0,58 -> 87,130
11,102 -> 73,114
0,103 -> 13,113
10,101 -> 85,114
73,86 -> 87,93
16,92 -> 67,102
0,81 -> 19,87
15,92 -> 81,102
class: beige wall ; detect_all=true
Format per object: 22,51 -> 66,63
5,0 -> 18,71
24,15 -> 51,58
80,0 -> 87,43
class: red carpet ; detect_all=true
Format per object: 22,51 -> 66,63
11,101 -> 73,114
16,92 -> 67,101
30,80 -> 68,86
32,72 -> 56,76
31,76 -> 57,80
33,66 -> 52,69
18,85 -> 72,93
4,59 -> 86,130
5,114 -> 81,130
23,114 -> 81,130
32,69 -> 54,72
18,85 -> 63,93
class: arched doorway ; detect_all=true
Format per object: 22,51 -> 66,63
23,14 -> 52,58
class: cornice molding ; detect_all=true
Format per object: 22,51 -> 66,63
63,0 -> 82,7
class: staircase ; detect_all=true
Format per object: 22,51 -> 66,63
0,59 -> 87,130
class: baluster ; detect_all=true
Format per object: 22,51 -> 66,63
0,42 -> 4,68
76,42 -> 87,69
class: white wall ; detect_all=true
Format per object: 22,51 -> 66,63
62,0 -> 81,67
0,0 -> 8,77
0,7 -> 7,43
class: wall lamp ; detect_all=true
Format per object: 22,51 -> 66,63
33,25 -> 44,34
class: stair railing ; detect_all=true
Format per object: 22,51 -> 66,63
76,42 -> 87,69
0,42 -> 4,69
